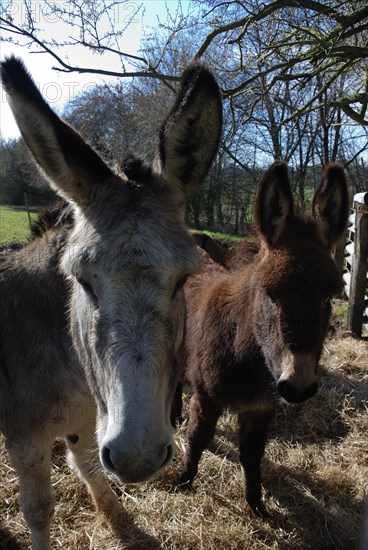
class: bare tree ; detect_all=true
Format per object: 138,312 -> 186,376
64,80 -> 172,165
2,0 -> 367,232
1,0 -> 368,123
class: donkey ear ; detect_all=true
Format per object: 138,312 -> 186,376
155,62 -> 222,205
254,161 -> 294,246
1,56 -> 113,207
312,163 -> 349,249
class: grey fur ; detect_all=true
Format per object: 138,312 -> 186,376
0,57 -> 222,549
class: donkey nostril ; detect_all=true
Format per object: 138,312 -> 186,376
302,381 -> 318,401
277,380 -> 291,401
277,380 -> 318,403
101,446 -> 116,473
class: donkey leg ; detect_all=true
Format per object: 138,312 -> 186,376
177,392 -> 221,487
65,420 -> 119,514
238,410 -> 275,519
7,436 -> 54,550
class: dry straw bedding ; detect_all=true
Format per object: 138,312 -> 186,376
1,329 -> 367,549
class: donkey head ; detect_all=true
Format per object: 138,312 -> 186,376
252,161 -> 348,403
1,57 -> 222,482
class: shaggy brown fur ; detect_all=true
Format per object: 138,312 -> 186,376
176,161 -> 349,518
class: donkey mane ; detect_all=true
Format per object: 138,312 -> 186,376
29,200 -> 74,240
120,154 -> 153,185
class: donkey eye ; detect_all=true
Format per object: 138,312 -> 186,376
76,277 -> 98,307
76,277 -> 91,292
172,275 -> 189,298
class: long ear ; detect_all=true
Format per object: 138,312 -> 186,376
253,161 -> 294,246
155,62 -> 222,204
1,56 -> 113,207
312,163 -> 349,249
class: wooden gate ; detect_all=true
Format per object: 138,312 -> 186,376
343,192 -> 368,337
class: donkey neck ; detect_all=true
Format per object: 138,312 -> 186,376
0,220 -> 72,324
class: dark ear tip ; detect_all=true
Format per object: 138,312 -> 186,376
261,160 -> 288,181
322,162 -> 346,183
181,60 -> 221,97
315,163 -> 348,206
269,160 -> 288,176
1,55 -> 37,99
1,55 -> 26,79
258,160 -> 289,190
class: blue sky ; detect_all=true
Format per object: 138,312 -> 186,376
1,1 -> 193,139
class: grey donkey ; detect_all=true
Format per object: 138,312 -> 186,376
0,56 -> 222,549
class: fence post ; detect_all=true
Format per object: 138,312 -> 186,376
24,192 -> 32,230
347,197 -> 368,337
334,232 -> 347,278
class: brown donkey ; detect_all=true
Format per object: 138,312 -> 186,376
177,161 -> 349,518
0,57 -> 222,549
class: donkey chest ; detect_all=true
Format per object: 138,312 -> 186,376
197,352 -> 277,412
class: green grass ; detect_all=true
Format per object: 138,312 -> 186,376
195,229 -> 249,242
0,207 -> 249,248
0,205 -> 38,246
334,303 -> 348,322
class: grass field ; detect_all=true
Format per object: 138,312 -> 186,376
0,205 -> 37,246
0,205 -> 248,248
201,230 -> 248,242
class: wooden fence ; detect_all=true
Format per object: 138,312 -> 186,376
343,192 -> 368,337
